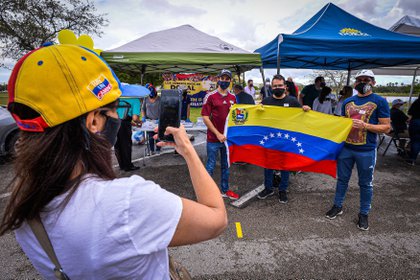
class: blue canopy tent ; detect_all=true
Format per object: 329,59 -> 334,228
120,83 -> 150,98
255,2 -> 420,84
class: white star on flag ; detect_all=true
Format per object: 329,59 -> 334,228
299,148 -> 304,154
284,134 -> 290,139
291,137 -> 296,142
297,142 -> 302,147
277,132 -> 282,137
270,133 -> 275,138
263,136 -> 269,140
260,140 -> 265,145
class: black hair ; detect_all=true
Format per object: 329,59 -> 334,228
315,76 -> 324,83
233,84 -> 243,91
272,74 -> 286,83
319,86 -> 332,103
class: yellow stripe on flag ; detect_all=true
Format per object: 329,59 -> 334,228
235,222 -> 243,239
228,105 -> 352,144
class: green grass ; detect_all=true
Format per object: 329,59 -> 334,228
190,107 -> 201,122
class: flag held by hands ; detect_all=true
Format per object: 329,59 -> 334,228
226,105 -> 352,178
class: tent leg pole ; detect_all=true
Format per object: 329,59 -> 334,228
408,67 -> 418,107
243,72 -> 246,85
260,67 -> 268,100
346,67 -> 351,86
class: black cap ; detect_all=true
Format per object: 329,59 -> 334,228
218,69 -> 232,78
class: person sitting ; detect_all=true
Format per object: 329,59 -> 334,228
406,94 -> 420,165
390,99 -> 410,152
313,86 -> 333,115
0,44 -> 227,279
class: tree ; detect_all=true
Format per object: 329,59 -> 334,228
311,70 -> 354,94
0,0 -> 108,60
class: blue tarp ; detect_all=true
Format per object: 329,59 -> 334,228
254,3 -> 420,70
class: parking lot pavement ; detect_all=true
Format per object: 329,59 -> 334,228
1,133 -> 419,279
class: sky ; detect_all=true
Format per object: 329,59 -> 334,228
1,0 -> 419,86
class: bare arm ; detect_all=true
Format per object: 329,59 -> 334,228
298,94 -> 304,106
352,118 -> 391,134
156,126 -> 228,246
202,115 -> 226,142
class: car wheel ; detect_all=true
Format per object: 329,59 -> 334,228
6,131 -> 19,157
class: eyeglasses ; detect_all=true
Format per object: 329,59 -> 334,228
272,84 -> 285,89
356,78 -> 372,83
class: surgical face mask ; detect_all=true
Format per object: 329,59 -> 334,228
272,88 -> 285,97
218,81 -> 230,90
101,116 -> 121,146
355,82 -> 372,95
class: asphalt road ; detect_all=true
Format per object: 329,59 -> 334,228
0,132 -> 419,279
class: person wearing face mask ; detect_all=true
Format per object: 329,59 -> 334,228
142,83 -> 161,155
179,85 -> 191,122
244,79 -> 256,99
201,69 -> 240,200
260,77 -> 273,99
325,69 -> 390,231
114,98 -> 141,171
257,74 -> 311,203
299,76 -> 325,108
0,44 -> 227,279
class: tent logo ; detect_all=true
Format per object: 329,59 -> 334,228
232,108 -> 249,125
339,28 -> 370,36
219,43 -> 234,51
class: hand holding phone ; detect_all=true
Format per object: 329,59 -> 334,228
158,90 -> 182,142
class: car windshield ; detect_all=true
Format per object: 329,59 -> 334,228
0,107 -> 12,121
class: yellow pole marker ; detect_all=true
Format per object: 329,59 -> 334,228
235,222 -> 243,239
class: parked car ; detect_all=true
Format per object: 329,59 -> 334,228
0,106 -> 19,157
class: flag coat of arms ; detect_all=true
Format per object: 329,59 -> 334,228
225,105 -> 353,178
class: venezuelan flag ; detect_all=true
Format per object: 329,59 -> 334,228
225,105 -> 353,178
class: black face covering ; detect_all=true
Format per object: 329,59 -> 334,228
272,88 -> 285,97
355,82 -> 371,95
102,116 -> 121,146
320,82 -> 326,88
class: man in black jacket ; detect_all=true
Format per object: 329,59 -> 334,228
233,84 -> 255,105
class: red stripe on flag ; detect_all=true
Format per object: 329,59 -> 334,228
229,144 -> 337,178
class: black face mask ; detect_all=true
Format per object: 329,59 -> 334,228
102,116 -> 121,146
320,82 -> 326,88
249,83 -> 253,87
355,82 -> 371,95
218,81 -> 230,90
272,88 -> 285,97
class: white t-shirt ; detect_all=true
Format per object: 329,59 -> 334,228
244,86 -> 256,99
15,175 -> 182,280
313,97 -> 333,115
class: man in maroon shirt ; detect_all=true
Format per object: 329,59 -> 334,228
201,69 -> 239,200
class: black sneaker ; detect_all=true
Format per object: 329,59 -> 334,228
357,213 -> 369,231
279,191 -> 288,203
257,189 -> 274,199
325,205 -> 343,219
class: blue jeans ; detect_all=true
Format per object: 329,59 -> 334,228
147,131 -> 160,153
409,119 -> 420,161
334,146 -> 376,215
206,142 -> 229,192
264,169 -> 290,191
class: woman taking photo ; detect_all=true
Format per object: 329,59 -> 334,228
0,44 -> 227,279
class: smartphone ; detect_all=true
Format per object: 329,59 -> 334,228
158,89 -> 182,142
